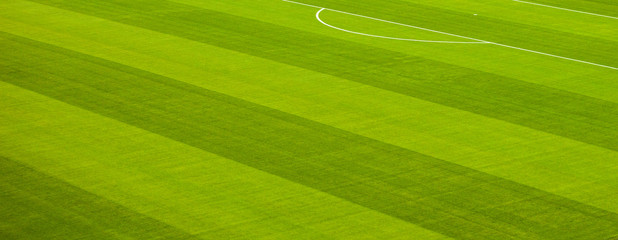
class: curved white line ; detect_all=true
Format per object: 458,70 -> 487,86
315,8 -> 487,44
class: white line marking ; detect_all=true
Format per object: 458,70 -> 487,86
513,0 -> 618,20
487,42 -> 618,70
283,0 -> 618,70
316,9 -> 486,44
283,0 -> 490,43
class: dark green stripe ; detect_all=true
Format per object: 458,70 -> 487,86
0,156 -> 200,240
2,32 -> 618,239
23,0 -> 618,152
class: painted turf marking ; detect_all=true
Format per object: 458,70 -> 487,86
513,0 -> 618,20
284,0 -> 490,43
316,8 -> 487,44
283,0 -> 618,70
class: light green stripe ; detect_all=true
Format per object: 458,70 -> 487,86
0,156 -> 200,240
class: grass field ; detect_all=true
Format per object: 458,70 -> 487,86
1,0 -> 618,239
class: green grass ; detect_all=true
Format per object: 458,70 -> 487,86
1,0 -> 617,239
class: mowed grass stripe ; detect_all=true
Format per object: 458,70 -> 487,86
0,81 -> 456,240
0,156 -> 200,240
25,0 -> 618,152
3,32 -> 618,239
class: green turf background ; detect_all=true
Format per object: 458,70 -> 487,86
1,0 -> 617,239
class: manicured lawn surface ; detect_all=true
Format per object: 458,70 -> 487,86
1,0 -> 617,239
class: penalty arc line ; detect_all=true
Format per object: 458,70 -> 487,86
316,9 -> 487,44
513,0 -> 618,20
283,0 -> 618,70
283,0 -> 489,43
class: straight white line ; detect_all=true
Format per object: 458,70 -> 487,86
489,42 -> 618,70
316,9 -> 487,44
513,0 -> 618,20
283,0 -> 618,70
